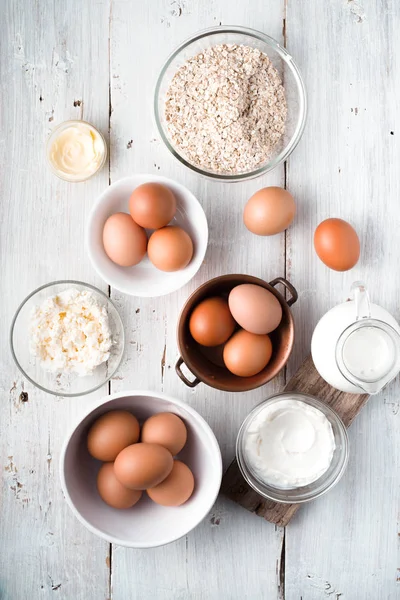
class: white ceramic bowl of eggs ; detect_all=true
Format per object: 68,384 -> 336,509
60,390 -> 222,548
86,175 -> 208,297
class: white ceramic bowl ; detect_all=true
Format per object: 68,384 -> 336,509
86,175 -> 208,297
60,390 -> 222,548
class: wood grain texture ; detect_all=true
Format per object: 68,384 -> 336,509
0,1 -> 111,599
221,355 -> 370,526
284,0 -> 400,598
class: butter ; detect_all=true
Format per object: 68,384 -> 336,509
47,121 -> 106,181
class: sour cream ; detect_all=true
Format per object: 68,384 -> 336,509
243,398 -> 335,489
47,121 -> 106,181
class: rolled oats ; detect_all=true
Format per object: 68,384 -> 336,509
165,44 -> 287,174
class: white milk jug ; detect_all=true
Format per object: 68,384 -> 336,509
311,282 -> 400,394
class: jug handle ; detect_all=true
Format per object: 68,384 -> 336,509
351,281 -> 371,320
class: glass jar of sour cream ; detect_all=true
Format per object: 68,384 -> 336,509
236,392 -> 349,504
46,120 -> 107,182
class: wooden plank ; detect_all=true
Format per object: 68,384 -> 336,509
109,0 -> 287,598
284,0 -> 400,597
0,1 -> 111,599
221,355 -> 370,526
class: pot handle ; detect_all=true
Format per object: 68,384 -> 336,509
269,277 -> 298,307
175,357 -> 201,388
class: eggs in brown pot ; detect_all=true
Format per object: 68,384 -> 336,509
223,330 -> 273,377
228,284 -> 282,335
189,297 -> 236,347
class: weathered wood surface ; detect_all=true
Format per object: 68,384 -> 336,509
221,355 -> 370,526
1,0 -> 399,599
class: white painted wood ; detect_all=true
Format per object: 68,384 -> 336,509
109,1 -> 286,598
0,1 -> 111,599
285,0 -> 400,598
2,0 -> 399,598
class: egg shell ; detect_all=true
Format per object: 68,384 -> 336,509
189,297 -> 236,347
114,443 -> 173,490
87,411 -> 140,462
141,413 -> 187,456
228,284 -> 283,335
148,226 -> 193,272
97,462 -> 142,509
103,212 -> 147,267
223,330 -> 273,377
314,218 -> 360,271
244,187 -> 296,236
147,460 -> 194,506
129,183 -> 177,229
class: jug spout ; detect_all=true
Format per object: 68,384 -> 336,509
335,319 -> 400,396
356,380 -> 385,395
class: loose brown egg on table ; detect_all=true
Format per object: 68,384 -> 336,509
141,413 -> 187,456
129,183 -> 177,229
97,462 -> 142,509
114,442 -> 173,490
228,284 -> 282,335
87,411 -> 140,462
103,212 -> 147,267
223,329 -> 273,377
244,187 -> 296,236
147,460 -> 194,507
148,226 -> 193,272
189,297 -> 236,347
314,218 -> 360,271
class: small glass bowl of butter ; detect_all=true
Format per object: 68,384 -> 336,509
236,392 -> 349,503
46,120 -> 107,182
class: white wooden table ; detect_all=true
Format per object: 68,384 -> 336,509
1,1 -> 399,598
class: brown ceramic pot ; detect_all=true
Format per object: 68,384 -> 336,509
176,274 -> 298,392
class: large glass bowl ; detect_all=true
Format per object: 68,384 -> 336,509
236,392 -> 349,503
154,26 -> 307,181
10,281 -> 124,397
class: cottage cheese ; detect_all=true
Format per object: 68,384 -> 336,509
29,288 -> 112,376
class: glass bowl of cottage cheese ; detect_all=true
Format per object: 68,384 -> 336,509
10,281 -> 124,397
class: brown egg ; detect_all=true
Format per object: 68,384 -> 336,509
87,411 -> 140,462
103,213 -> 147,267
141,413 -> 187,456
148,226 -> 193,272
97,462 -> 142,509
129,183 -> 177,229
189,297 -> 236,347
228,284 -> 282,335
223,330 -> 273,377
147,460 -> 194,506
244,187 -> 296,236
114,443 -> 173,490
314,218 -> 360,271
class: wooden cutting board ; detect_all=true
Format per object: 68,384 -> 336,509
221,355 -> 370,527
